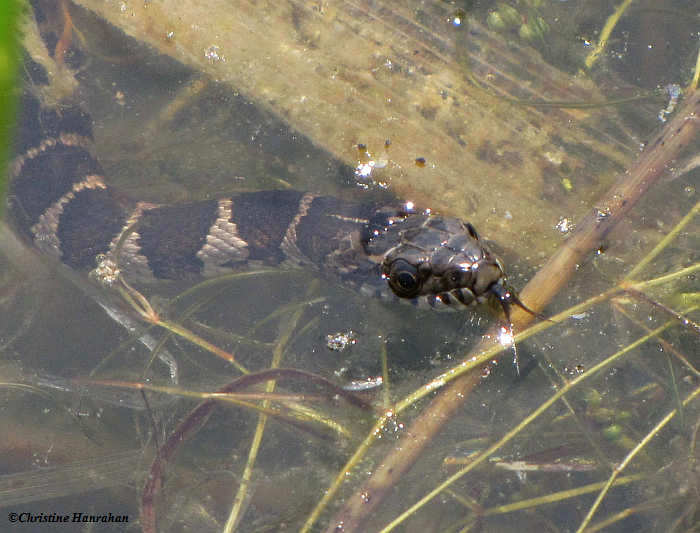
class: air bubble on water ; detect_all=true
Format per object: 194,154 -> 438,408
555,217 -> 573,234
205,45 -> 225,63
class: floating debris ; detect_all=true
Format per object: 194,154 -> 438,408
342,376 -> 383,391
658,84 -> 681,122
204,44 -> 224,63
555,217 -> 574,234
326,330 -> 358,352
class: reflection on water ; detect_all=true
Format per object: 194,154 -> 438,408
2,0 -> 698,531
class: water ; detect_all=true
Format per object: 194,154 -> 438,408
1,1 -> 698,531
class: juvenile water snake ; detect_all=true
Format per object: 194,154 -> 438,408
8,55 -> 533,323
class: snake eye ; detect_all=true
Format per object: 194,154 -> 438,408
388,259 -> 421,298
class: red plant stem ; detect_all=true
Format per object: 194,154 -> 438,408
139,368 -> 371,532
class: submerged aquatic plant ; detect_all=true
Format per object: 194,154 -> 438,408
1,2 -> 698,532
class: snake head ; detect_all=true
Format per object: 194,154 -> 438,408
365,210 -> 506,307
364,207 -> 542,318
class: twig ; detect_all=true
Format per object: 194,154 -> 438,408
379,314 -> 695,532
311,89 -> 700,533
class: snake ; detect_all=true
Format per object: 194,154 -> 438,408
8,54 -> 534,326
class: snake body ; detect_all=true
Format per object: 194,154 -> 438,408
9,55 -> 528,318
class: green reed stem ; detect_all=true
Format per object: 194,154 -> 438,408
156,318 -> 248,374
690,45 -> 700,92
380,311 -> 696,532
624,200 -> 699,281
575,383 -> 700,533
248,297 -> 325,337
584,0 -> 637,69
224,280 -> 318,533
628,262 -> 700,292
482,474 -> 644,516
168,268 -> 286,305
301,274 -> 694,532
0,0 -> 21,220
611,304 -> 699,377
584,496 -> 684,533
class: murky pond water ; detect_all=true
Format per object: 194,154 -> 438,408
1,1 -> 698,532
